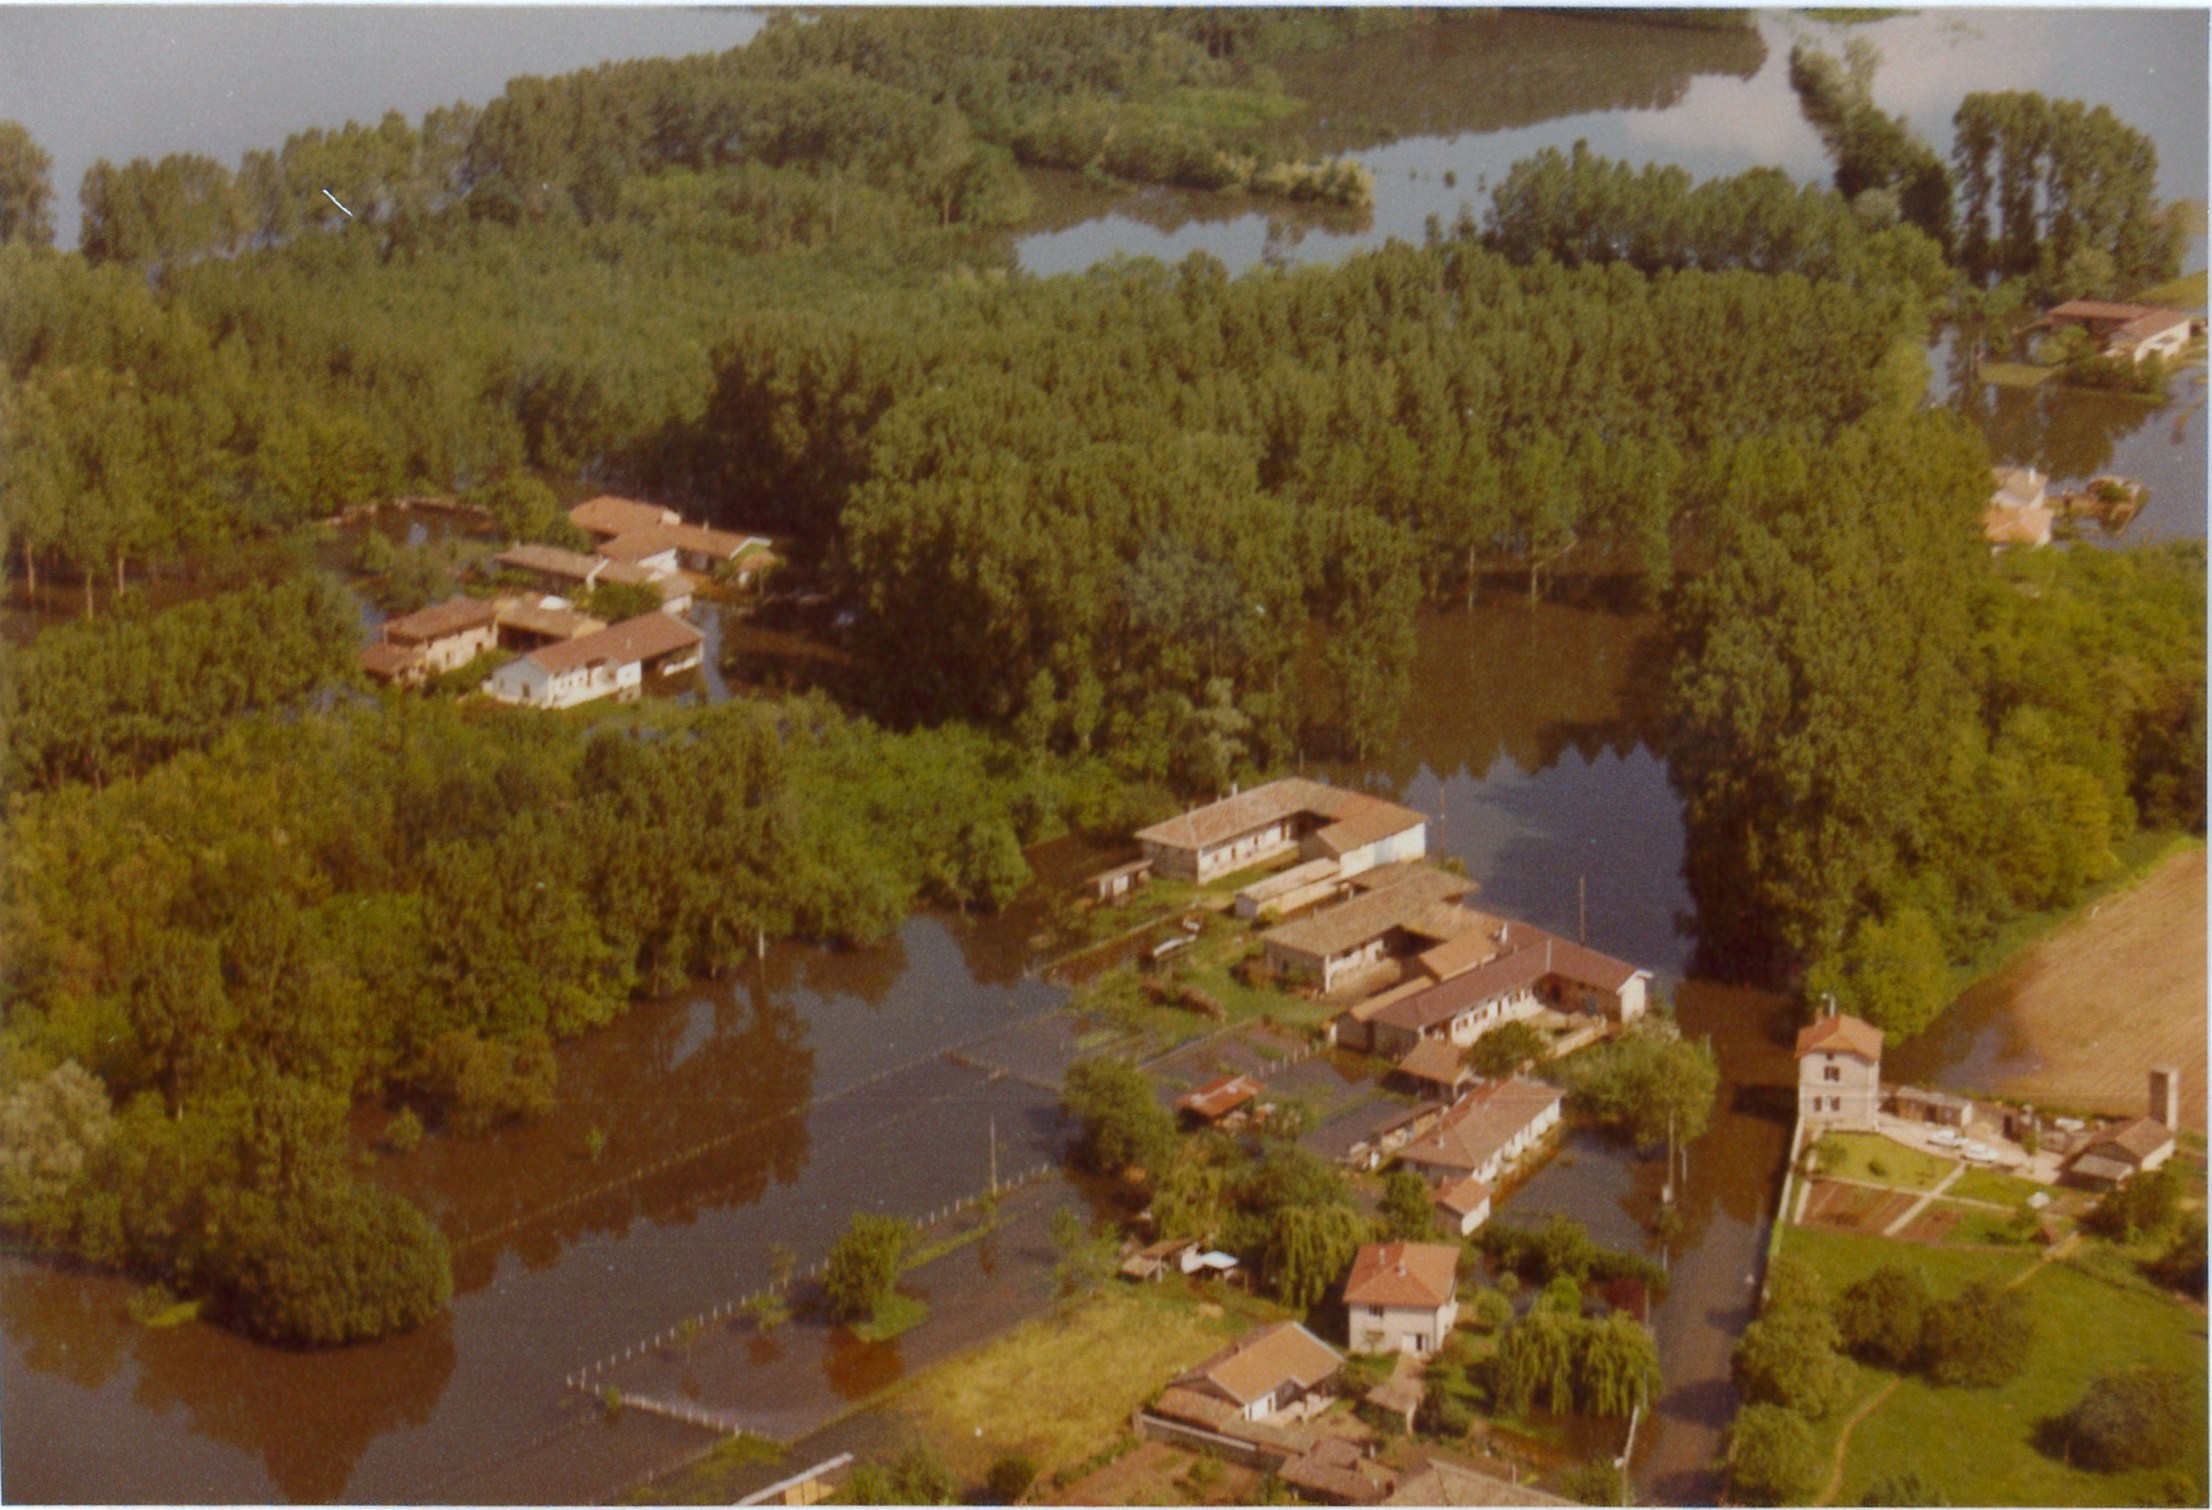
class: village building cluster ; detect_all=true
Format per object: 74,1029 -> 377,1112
357,495 -> 775,708
1794,1008 -> 2181,1189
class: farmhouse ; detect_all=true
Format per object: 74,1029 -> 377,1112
492,597 -> 606,652
569,495 -> 682,541
492,544 -> 694,616
1984,464 -> 2054,548
1395,1078 -> 1564,1189
1168,1321 -> 1344,1424
482,612 -> 704,710
2043,299 -> 2195,364
1260,866 -> 1476,993
1136,778 -> 1426,885
1343,1241 -> 1459,1356
358,595 -> 500,685
1795,1012 -> 1883,1129
595,522 -> 775,578
1357,920 -> 1649,1059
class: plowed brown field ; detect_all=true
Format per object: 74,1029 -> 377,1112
1981,847 -> 2207,1131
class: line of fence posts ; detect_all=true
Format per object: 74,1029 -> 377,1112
564,1160 -> 1056,1392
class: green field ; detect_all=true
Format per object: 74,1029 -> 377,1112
1981,360 -> 2056,390
1949,1168 -> 2049,1209
2130,268 -> 2210,310
1814,1131 -> 1958,1192
1779,1227 -> 2209,1506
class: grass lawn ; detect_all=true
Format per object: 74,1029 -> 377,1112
1982,360 -> 2057,389
1950,1168 -> 2049,1209
1778,1227 -> 2209,1505
851,1292 -> 929,1343
1814,1131 -> 1957,1192
892,1282 -> 1279,1487
2129,268 -> 2209,310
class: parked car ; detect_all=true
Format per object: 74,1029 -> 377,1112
1929,1127 -> 1963,1148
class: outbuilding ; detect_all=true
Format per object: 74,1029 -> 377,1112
482,612 -> 704,710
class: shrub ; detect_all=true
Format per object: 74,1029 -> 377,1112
2057,1366 -> 2195,1471
1732,1307 -> 1852,1420
986,1454 -> 1038,1503
1727,1403 -> 1821,1505
1469,1021 -> 1552,1078
2147,1214 -> 2207,1299
1472,1288 -> 1515,1334
824,1212 -> 915,1325
381,1106 -> 423,1155
2086,1164 -> 2182,1242
1835,1265 -> 1929,1370
1561,1461 -> 1624,1506
1920,1279 -> 2030,1387
1418,1388 -> 1475,1439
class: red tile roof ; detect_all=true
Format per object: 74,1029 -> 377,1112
1433,1176 -> 1493,1219
1262,869 -> 1473,961
1344,1241 -> 1458,1309
2087,1116 -> 2175,1165
383,595 -> 498,644
1135,778 -> 1425,858
525,612 -> 702,675
1176,1073 -> 1262,1122
1794,1014 -> 1884,1063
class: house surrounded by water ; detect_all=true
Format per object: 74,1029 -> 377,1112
1135,778 -> 1427,885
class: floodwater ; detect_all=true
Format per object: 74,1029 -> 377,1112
4,10 -> 2206,1505
0,911 -> 1069,1503
0,7 -> 767,251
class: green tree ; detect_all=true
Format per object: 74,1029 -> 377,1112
0,121 -> 56,246
1576,1311 -> 1662,1419
1920,1278 -> 2031,1387
1380,1169 -> 1437,1241
1727,1403 -> 1821,1506
1835,1265 -> 1930,1371
2058,1366 -> 2195,1472
0,1062 -> 114,1246
1468,1021 -> 1551,1078
2146,1215 -> 2206,1300
1060,1057 -> 1175,1179
1805,906 -> 1951,1039
1733,1305 -> 1852,1419
1261,1202 -> 1371,1311
824,1211 -> 914,1325
2085,1164 -> 2182,1242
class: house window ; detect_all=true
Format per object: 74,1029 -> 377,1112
1824,1066 -> 1841,1083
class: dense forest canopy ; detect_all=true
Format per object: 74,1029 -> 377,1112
0,9 -> 2202,1347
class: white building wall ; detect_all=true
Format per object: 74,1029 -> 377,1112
1349,1301 -> 1457,1355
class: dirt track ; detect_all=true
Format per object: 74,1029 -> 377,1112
1980,847 -> 2207,1131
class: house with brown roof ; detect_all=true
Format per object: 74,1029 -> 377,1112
1984,464 -> 2054,549
569,495 -> 683,541
1177,1073 -> 1263,1127
2044,300 -> 2195,364
1395,1078 -> 1565,1190
1278,1437 -> 1399,1505
1345,1241 -> 1459,1355
1136,778 -> 1426,886
1171,1321 -> 1344,1423
1383,1452 -> 1575,1506
1431,1175 -> 1494,1237
482,613 -> 704,710
1261,866 -> 1475,993
359,595 -> 500,685
1393,1037 -> 1474,1099
492,596 -> 606,653
2069,1115 -> 2176,1188
1795,1012 -> 1883,1129
492,544 -> 694,616
1359,918 -> 1649,1059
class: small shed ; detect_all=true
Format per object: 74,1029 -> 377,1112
1177,1074 -> 1263,1127
1393,1038 -> 1473,1099
1889,1084 -> 1974,1129
1084,858 -> 1152,905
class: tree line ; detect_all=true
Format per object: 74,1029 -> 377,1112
1667,399 -> 2205,1027
0,688 -> 1101,1342
1788,41 -> 2184,303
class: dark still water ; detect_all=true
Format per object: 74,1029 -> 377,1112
1,913 -> 1066,1503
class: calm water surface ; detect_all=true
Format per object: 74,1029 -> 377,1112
3,11 -> 2205,1504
